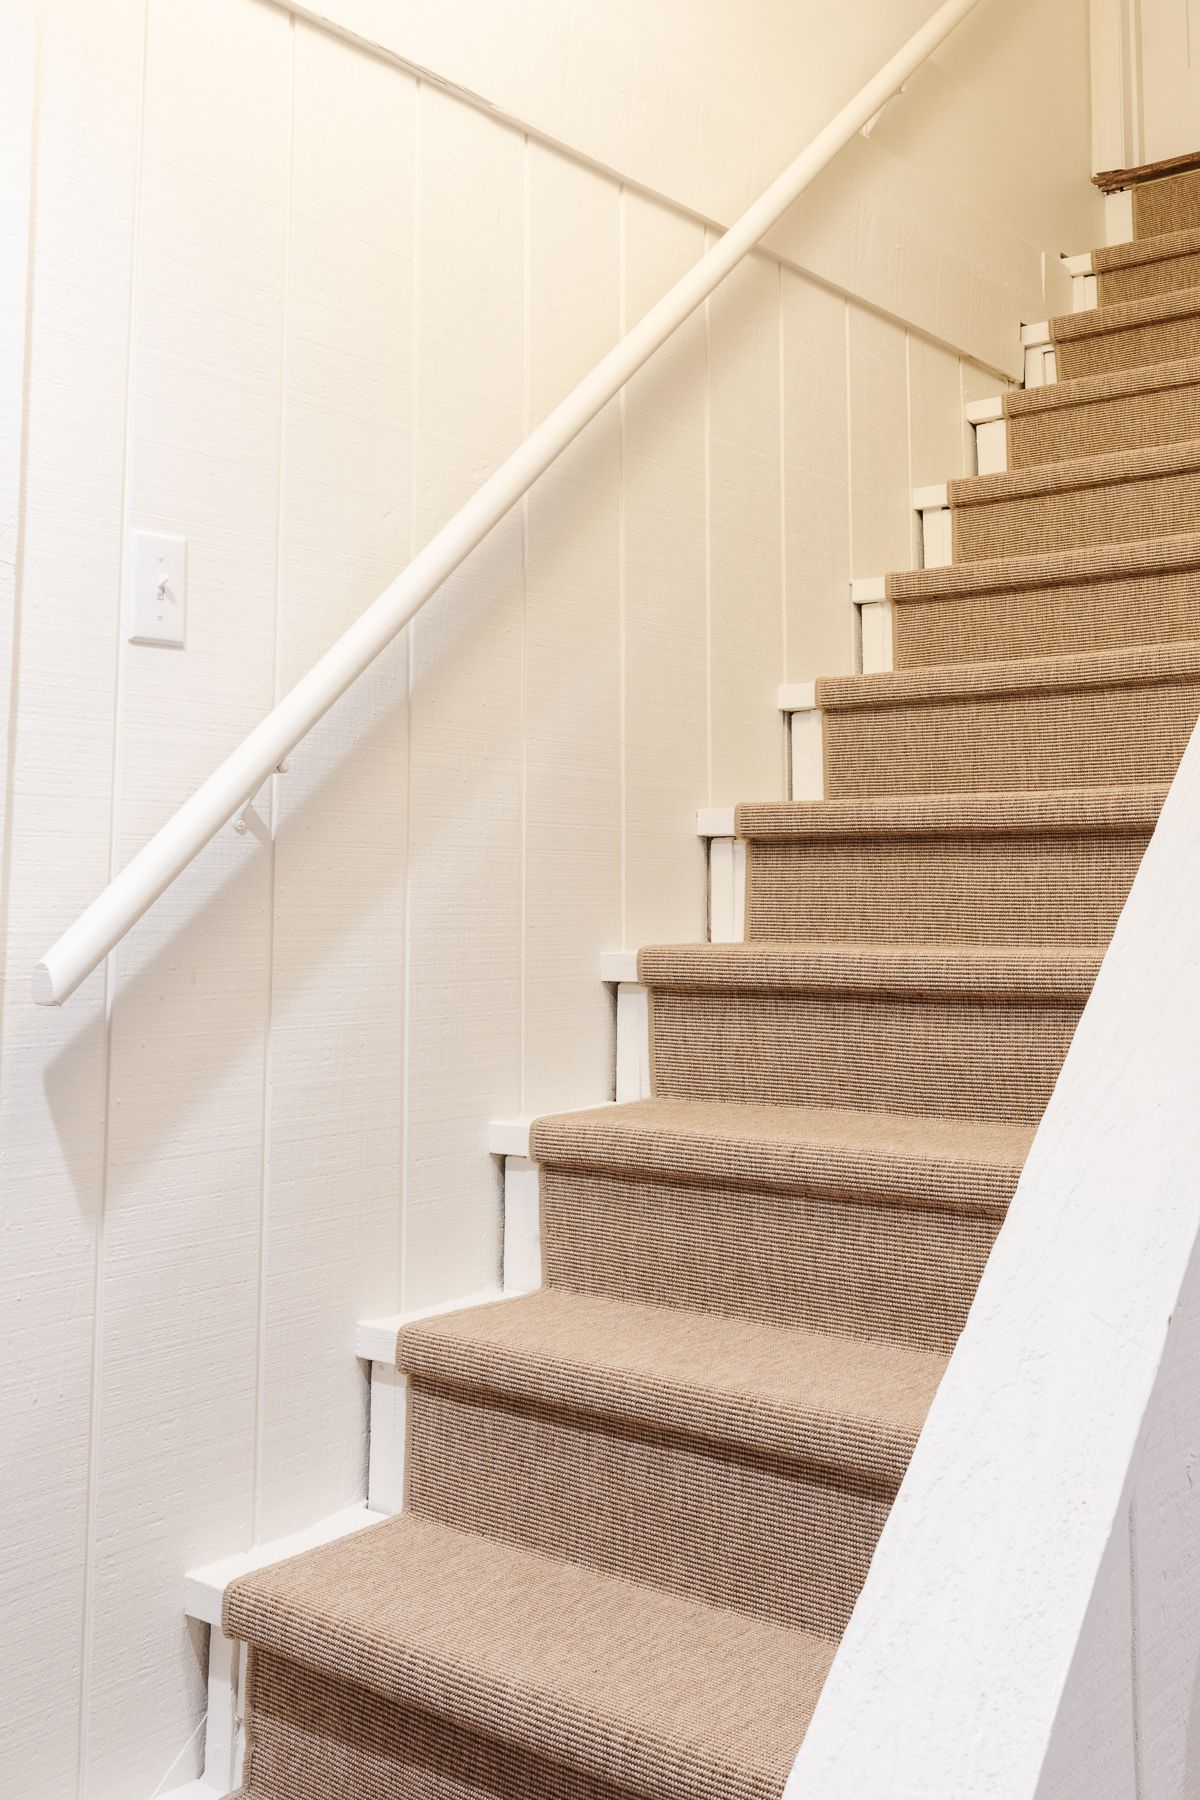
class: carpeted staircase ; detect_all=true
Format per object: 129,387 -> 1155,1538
221,165 -> 1200,1799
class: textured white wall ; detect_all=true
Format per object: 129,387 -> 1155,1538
293,0 -> 1103,371
0,0 -> 1097,1794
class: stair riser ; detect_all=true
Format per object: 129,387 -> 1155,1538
540,1165 -> 999,1353
953,464 -> 1200,562
1056,314 -> 1200,379
824,677 -> 1200,799
1008,383 -> 1200,468
1097,254 -> 1200,305
1135,172 -> 1200,239
893,565 -> 1200,668
647,988 -> 1084,1123
406,1379 -> 893,1639
744,833 -> 1150,947
243,1650 -> 638,1800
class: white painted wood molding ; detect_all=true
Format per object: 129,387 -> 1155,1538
850,578 -> 895,675
913,484 -> 952,569
599,950 -> 639,984
708,836 -> 747,943
1063,250 -> 1098,313
778,683 -> 824,800
784,716 -> 1200,1798
502,1153 -> 542,1294
964,396 -> 1008,474
696,806 -> 737,838
615,981 -> 651,1101
185,1505 -> 386,1627
182,1501 -> 387,1794
1020,320 -> 1057,387
1104,188 -> 1133,247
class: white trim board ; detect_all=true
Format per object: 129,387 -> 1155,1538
184,1504 -> 386,1628
784,712 -> 1200,1797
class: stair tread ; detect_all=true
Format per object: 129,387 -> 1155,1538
948,433 -> 1200,510
1006,352 -> 1200,418
531,1096 -> 1030,1214
399,1288 -> 944,1482
1050,281 -> 1200,343
819,636 -> 1200,712
889,530 -> 1200,604
1094,223 -> 1200,273
223,1511 -> 834,1800
637,940 -> 1102,999
735,785 -> 1166,840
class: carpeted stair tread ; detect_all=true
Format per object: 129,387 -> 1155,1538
1047,283 -> 1200,378
1007,354 -> 1200,423
885,533 -> 1200,667
1095,224 -> 1200,277
224,1512 -> 835,1800
398,1288 -> 944,1483
1050,283 -> 1200,349
735,785 -> 1166,840
530,1096 -> 1030,1215
1001,357 -> 1200,465
945,435 -> 1200,561
638,940 -> 1100,1001
888,529 -> 1200,608
1135,168 -> 1200,240
819,636 -> 1200,712
948,433 -> 1200,510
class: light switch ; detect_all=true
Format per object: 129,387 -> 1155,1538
126,529 -> 186,647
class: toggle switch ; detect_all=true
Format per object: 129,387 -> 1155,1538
126,529 -> 186,648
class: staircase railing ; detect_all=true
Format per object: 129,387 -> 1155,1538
34,0 -> 984,1005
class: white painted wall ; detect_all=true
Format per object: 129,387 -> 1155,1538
1,0 -> 1095,1794
784,714 -> 1200,1799
288,0 -> 1104,375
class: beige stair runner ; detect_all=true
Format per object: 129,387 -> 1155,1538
221,168 -> 1200,1798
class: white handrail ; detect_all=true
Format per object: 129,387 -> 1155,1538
34,0 -> 983,1005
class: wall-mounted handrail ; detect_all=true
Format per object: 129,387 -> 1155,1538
34,0 -> 983,1005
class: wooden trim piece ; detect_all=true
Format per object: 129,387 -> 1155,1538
1093,149 -> 1200,194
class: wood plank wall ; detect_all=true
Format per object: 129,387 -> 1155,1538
2,2 -> 1008,1791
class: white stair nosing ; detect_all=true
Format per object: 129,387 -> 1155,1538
1063,251 -> 1094,277
778,680 -> 818,713
1020,319 -> 1052,348
850,575 -> 887,603
913,482 -> 949,510
489,1101 -> 618,1160
696,805 -> 737,838
964,395 -> 1005,426
600,949 -> 639,984
185,1504 -> 387,1627
355,1287 -> 507,1362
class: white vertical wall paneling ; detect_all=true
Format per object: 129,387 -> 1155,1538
907,334 -> 966,484
780,273 -> 852,680
522,142 -> 622,1114
253,20 -> 413,1544
81,1 -> 291,1790
847,307 -> 913,578
403,84 -> 525,1311
0,3 -> 139,1794
621,192 -> 708,946
0,1 -> 34,874
707,253 -> 785,804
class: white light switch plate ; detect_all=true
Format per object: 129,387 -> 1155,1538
126,529 -> 186,647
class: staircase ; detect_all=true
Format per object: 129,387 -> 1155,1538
218,167 -> 1200,1799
